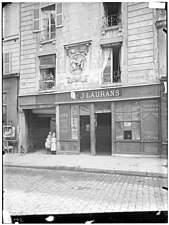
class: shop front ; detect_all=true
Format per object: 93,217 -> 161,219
56,83 -> 161,156
19,83 -> 161,156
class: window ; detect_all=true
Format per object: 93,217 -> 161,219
3,93 -> 7,124
33,9 -> 40,31
56,3 -> 63,27
39,55 -> 56,91
102,45 -> 121,83
3,52 -> 11,74
41,4 -> 56,41
103,2 -> 121,28
115,101 -> 141,141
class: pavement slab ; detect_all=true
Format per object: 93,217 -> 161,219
3,151 -> 168,177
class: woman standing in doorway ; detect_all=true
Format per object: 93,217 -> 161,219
51,132 -> 56,154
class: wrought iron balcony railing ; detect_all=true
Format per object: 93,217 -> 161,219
102,13 -> 121,28
40,28 -> 56,42
39,79 -> 55,91
102,71 -> 121,83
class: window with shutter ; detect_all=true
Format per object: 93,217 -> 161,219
41,4 -> 56,41
56,3 -> 63,27
4,52 -> 10,74
33,9 -> 40,31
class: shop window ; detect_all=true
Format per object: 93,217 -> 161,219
115,101 -> 140,141
3,52 -> 11,74
102,45 -> 121,83
3,93 -> 7,124
41,4 -> 56,41
102,2 -> 121,28
39,55 -> 56,91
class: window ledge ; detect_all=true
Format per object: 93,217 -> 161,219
3,34 -> 19,42
40,39 -> 56,45
39,89 -> 56,93
101,82 -> 122,88
102,24 -> 122,32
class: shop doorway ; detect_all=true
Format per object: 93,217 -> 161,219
80,115 -> 90,153
95,113 -> 111,155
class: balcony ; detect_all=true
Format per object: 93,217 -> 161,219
40,28 -> 56,42
102,71 -> 121,84
102,13 -> 121,29
39,77 -> 55,91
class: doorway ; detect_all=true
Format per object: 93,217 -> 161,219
80,115 -> 90,153
95,113 -> 111,155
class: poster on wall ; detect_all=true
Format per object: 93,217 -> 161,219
59,105 -> 71,140
71,105 -> 79,140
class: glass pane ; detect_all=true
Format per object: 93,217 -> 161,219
34,20 -> 39,30
115,112 -> 123,121
115,102 -> 123,112
132,111 -> 140,121
123,102 -> 132,112
131,101 -> 140,111
57,15 -> 62,26
3,93 -> 7,104
124,130 -> 132,139
124,113 -> 131,121
80,104 -> 90,115
116,122 -> 123,140
124,122 -> 131,130
5,64 -> 9,74
3,105 -> 7,124
132,122 -> 140,140
34,9 -> 39,19
5,53 -> 9,63
57,3 -> 62,14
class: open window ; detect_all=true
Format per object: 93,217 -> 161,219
102,2 -> 121,28
41,4 -> 56,41
39,55 -> 56,91
102,45 -> 121,83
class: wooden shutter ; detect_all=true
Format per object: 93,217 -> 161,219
40,55 -> 56,68
33,9 -> 40,31
4,52 -> 11,74
56,3 -> 63,27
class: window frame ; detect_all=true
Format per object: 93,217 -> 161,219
102,44 -> 121,84
115,101 -> 141,141
3,52 -> 11,75
33,8 -> 40,32
56,2 -> 63,27
3,92 -> 7,125
41,4 -> 56,41
39,54 -> 56,91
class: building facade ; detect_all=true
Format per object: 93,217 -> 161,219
2,3 -> 20,142
17,2 -> 167,156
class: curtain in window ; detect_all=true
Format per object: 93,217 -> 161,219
102,48 -> 111,72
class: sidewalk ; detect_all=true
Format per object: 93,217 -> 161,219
3,150 -> 168,178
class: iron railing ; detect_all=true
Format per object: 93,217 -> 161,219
39,79 -> 55,91
40,28 -> 56,42
102,71 -> 121,83
102,13 -> 121,28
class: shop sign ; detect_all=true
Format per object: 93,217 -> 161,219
77,88 -> 121,100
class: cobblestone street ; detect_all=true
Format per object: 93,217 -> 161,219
3,167 -> 168,216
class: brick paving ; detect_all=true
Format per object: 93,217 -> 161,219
3,167 -> 168,216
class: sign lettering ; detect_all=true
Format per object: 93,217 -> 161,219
77,88 -> 121,100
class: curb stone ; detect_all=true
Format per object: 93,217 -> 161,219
4,164 -> 167,178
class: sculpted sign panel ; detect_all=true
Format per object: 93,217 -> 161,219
77,88 -> 122,100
